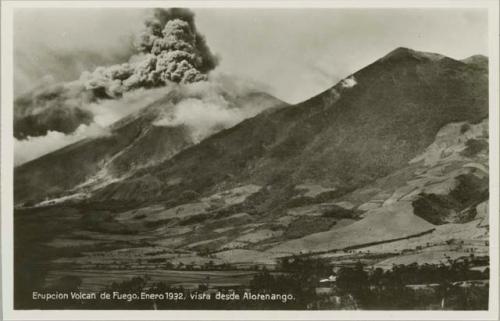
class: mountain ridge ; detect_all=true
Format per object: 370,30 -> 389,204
14,47 -> 488,209
86,47 -> 487,206
13,47 -> 490,290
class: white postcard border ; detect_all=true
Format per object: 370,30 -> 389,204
1,0 -> 499,320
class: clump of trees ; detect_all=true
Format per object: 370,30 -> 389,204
16,252 -> 489,310
334,261 -> 489,310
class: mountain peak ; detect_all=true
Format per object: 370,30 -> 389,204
462,54 -> 487,62
380,47 -> 446,63
386,46 -> 416,56
461,54 -> 488,70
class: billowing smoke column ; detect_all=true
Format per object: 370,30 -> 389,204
80,8 -> 218,99
14,9 -> 274,165
137,8 -> 217,73
15,8 -> 219,140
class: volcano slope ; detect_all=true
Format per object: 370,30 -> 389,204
14,88 -> 286,205
92,47 -> 488,205
14,48 -> 489,293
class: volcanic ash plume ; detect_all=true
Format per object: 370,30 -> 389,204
80,8 -> 218,99
15,8 -> 219,140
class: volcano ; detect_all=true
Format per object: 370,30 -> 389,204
14,47 -> 490,304
14,87 -> 286,205
15,48 -> 488,207
60,47 -> 487,205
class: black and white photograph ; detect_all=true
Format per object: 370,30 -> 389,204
1,0 -> 499,319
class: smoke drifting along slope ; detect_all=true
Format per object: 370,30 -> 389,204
14,123 -> 109,165
14,82 -> 94,139
14,87 -> 170,165
14,8 -> 218,140
152,77 -> 276,143
15,73 -> 275,166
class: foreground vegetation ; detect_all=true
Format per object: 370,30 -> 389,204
18,255 -> 488,310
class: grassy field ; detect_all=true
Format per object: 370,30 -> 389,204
44,269 -> 259,291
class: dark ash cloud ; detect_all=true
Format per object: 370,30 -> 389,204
14,8 -> 219,139
82,8 -> 219,99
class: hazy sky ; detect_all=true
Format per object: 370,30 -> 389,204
14,8 -> 488,103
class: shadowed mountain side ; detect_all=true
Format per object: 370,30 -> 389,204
92,47 -> 488,205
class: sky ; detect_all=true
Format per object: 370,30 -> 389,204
14,7 -> 488,103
